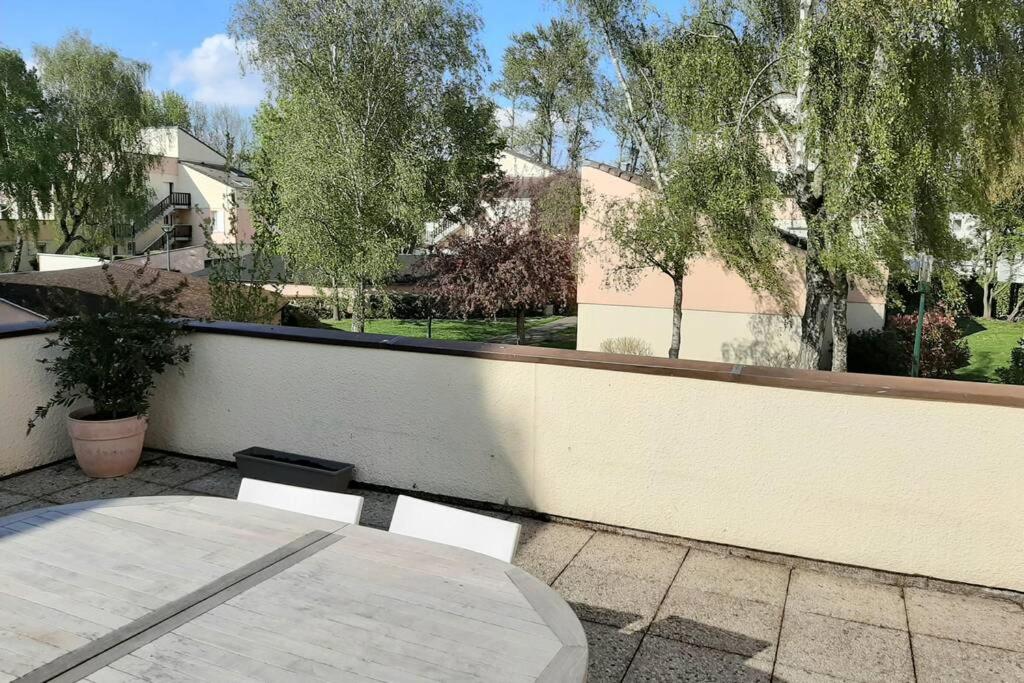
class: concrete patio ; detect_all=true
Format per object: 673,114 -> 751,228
1,452 -> 1023,682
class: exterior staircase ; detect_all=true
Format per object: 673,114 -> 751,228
112,192 -> 191,256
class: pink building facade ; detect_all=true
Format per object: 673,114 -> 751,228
577,162 -> 885,366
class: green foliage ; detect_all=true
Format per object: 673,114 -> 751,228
497,18 -> 597,167
234,0 -> 500,331
848,308 -> 970,379
28,263 -> 192,432
0,48 -> 52,270
145,90 -> 191,128
599,336 -> 652,356
201,134 -> 283,324
996,337 -> 1024,385
574,0 -> 1024,369
35,33 -> 155,254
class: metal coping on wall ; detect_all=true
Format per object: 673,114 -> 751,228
2,319 -> 1021,409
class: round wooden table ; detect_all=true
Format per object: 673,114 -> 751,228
0,495 -> 587,682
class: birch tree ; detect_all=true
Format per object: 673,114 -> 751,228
234,0 -> 500,332
35,34 -> 154,255
575,0 -> 1024,370
0,49 -> 51,272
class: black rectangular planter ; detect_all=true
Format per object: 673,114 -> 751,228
233,447 -> 355,493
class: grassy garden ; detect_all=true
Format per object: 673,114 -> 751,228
955,317 -> 1024,382
320,316 -> 567,345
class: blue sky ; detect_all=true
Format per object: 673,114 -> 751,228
0,0 -> 621,162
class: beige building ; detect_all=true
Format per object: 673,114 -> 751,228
0,127 -> 251,273
577,161 -> 885,366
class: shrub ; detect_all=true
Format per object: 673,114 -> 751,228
28,264 -> 192,432
996,338 -> 1024,385
848,307 -> 970,378
599,337 -> 653,356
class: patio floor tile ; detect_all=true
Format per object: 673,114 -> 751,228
567,531 -> 687,581
905,587 -> 1024,652
912,633 -> 1024,682
46,478 -> 168,504
179,467 -> 242,497
787,569 -> 906,630
623,635 -> 772,682
510,516 -> 594,584
0,498 -> 53,515
126,455 -> 222,487
770,664 -> 849,682
651,585 -> 782,660
353,489 -> 398,529
776,610 -> 913,682
672,549 -> 790,606
0,459 -> 91,496
554,564 -> 670,630
581,620 -> 644,683
0,489 -> 33,511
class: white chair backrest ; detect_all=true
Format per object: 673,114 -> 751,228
238,478 -> 363,525
388,495 -> 521,563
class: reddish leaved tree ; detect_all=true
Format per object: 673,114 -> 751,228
427,218 -> 577,344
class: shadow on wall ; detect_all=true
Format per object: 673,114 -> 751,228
147,333 -> 535,511
720,314 -> 801,368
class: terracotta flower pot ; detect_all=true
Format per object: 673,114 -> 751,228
66,409 -> 148,478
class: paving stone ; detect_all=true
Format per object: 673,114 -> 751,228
776,610 -> 913,682
46,478 -> 168,504
912,633 -> 1024,682
623,635 -> 772,682
569,531 -> 687,582
651,584 -> 782,660
555,562 -> 672,630
127,456 -> 222,487
905,588 -> 1024,652
787,569 -> 906,630
0,489 -> 33,511
178,467 -> 242,498
0,498 -> 53,516
510,516 -> 594,584
550,531 -> 686,630
0,460 -> 91,496
770,664 -> 849,682
353,489 -> 398,529
673,549 -> 790,606
582,620 -> 644,683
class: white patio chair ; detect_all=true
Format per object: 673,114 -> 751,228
388,495 -> 521,562
237,478 -> 364,524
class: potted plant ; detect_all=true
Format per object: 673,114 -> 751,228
27,263 -> 192,477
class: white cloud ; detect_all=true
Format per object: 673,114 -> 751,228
169,34 -> 265,108
495,106 -> 536,130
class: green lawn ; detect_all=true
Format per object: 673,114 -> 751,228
320,316 -> 562,343
955,317 -> 1024,382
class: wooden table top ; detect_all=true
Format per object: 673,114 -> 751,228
0,495 -> 587,682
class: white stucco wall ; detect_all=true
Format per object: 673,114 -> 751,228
0,330 -> 74,475
140,330 -> 1024,591
37,253 -> 104,272
4,325 -> 1023,591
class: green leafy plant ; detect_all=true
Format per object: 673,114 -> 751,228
599,337 -> 653,356
848,307 -> 970,379
996,338 -> 1024,384
27,263 -> 192,433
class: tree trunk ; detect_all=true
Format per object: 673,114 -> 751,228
982,280 -> 993,318
516,308 -> 526,345
351,279 -> 366,333
797,213 -> 832,369
1008,285 -> 1024,321
831,275 -> 850,373
669,276 -> 683,359
9,234 -> 24,273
